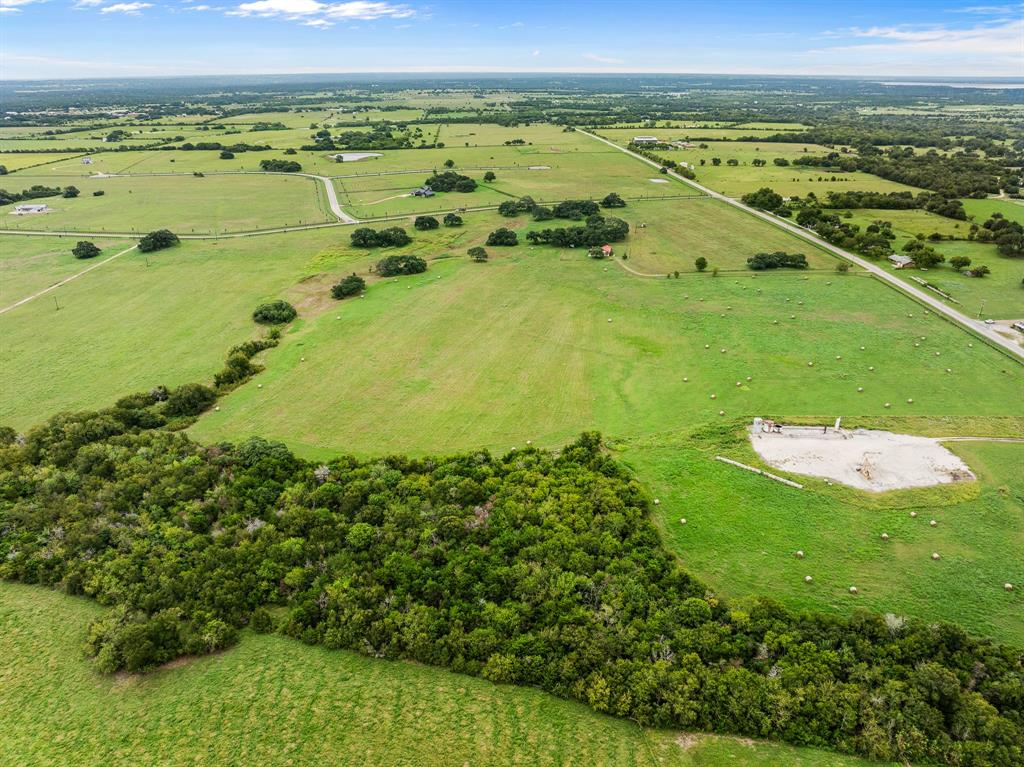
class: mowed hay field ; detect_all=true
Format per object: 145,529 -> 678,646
0,173 -> 333,234
0,235 -> 128,304
0,228 -> 370,428
192,202 -> 1022,460
623,425 -> 1024,645
0,582 -> 896,767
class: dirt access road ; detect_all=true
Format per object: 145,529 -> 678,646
578,129 -> 1024,362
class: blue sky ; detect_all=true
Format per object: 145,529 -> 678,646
1,0 -> 1021,80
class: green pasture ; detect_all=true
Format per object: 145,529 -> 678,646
839,208 -> 971,241
0,173 -> 332,234
0,152 -> 84,172
191,203 -> 1022,465
618,198 -> 841,273
626,430 -> 1024,645
0,235 -> 128,305
0,582 -> 889,767
0,228 -> 363,428
961,197 -> 1024,225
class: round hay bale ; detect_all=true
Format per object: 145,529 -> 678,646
932,552 -> 941,560
719,410 -> 725,416
881,533 -> 889,541
772,320 -> 778,324
257,384 -> 263,389
860,346 -> 865,350
683,377 -> 689,382
653,499 -> 660,505
710,394 -> 717,400
214,406 -> 220,412
946,368 -> 952,373
795,550 -> 805,558
679,518 -> 687,525
914,343 -> 920,348
849,586 -> 859,594
746,376 -> 752,382
720,348 -> 727,353
836,355 -> 842,360
869,366 -> 875,371
910,511 -> 918,518
300,357 -> 305,361
935,352 -> 940,356
790,314 -> 796,319
607,318 -> 612,323
857,387 -> 864,392
907,398 -> 914,404
705,344 -> 710,349
930,519 -> 937,527
884,402 -> 891,408
808,361 -> 814,367
736,381 -> 742,387
805,575 -> 813,583
1005,583 -> 1014,591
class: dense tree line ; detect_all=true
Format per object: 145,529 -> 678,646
0,418 -> 1021,766
259,159 -> 303,173
820,190 -> 966,220
0,184 -> 65,205
526,214 -> 629,248
973,214 -> 1024,258
747,251 -> 809,270
790,148 -> 1006,198
794,205 -> 896,259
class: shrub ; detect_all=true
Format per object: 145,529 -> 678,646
443,213 -> 463,227
468,246 -> 488,262
252,300 -> 297,325
163,383 -> 217,417
486,228 -> 518,246
331,273 -> 366,299
414,215 -> 439,230
92,190 -> 105,197
72,241 -> 101,260
219,150 -> 235,159
376,255 -> 427,277
483,171 -> 496,182
741,187 -> 785,212
137,229 -> 180,253
835,262 -> 850,273
600,192 -> 626,208
62,186 -> 80,199
949,256 -> 972,272
695,257 -> 708,272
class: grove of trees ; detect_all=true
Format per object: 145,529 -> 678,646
351,227 -> 412,248
252,299 -> 297,325
138,229 -> 180,253
376,254 -> 427,276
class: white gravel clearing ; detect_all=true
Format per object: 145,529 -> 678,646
750,426 -> 975,492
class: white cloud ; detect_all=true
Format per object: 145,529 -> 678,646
186,3 -> 212,9
531,49 -> 540,57
952,4 -> 1022,13
825,19 -> 1023,56
303,16 -> 330,26
100,2 -> 152,12
0,0 -> 41,12
230,0 -> 414,22
583,52 -> 625,65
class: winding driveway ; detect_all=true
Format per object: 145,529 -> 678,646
578,130 -> 1024,362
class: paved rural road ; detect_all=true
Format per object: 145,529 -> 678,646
579,129 -> 1024,362
0,243 -> 138,316
308,174 -> 359,223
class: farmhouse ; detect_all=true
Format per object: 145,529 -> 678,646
411,186 -> 435,197
12,204 -> 50,215
632,136 -> 659,144
601,244 -> 613,257
888,254 -> 914,269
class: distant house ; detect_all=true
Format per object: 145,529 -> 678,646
13,204 -> 50,215
632,136 -> 659,144
601,244 -> 613,257
411,186 -> 435,197
888,254 -> 914,269
81,157 -> 94,165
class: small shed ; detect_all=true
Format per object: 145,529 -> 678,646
888,254 -> 914,269
411,186 -> 435,197
81,157 -> 94,165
